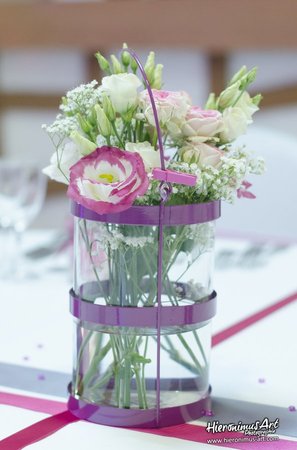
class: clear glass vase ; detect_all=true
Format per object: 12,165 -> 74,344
69,203 -> 218,427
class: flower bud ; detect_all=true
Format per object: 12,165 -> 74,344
110,55 -> 124,74
122,105 -> 136,123
77,114 -> 92,134
102,94 -> 116,122
121,43 -> 131,68
239,67 -> 257,90
88,107 -> 98,127
152,64 -> 163,89
70,131 -> 97,156
95,104 -> 113,137
130,55 -> 138,74
217,81 -> 241,109
95,52 -> 110,74
180,147 -> 197,164
205,92 -> 216,109
229,66 -> 247,86
144,51 -> 155,84
252,93 -> 262,106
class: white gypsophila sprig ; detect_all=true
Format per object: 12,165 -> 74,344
60,80 -> 101,116
248,156 -> 265,175
42,114 -> 78,139
90,223 -> 154,251
227,146 -> 265,175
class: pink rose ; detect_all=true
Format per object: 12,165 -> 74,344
180,142 -> 222,168
139,89 -> 191,126
182,107 -> 223,142
67,146 -> 149,214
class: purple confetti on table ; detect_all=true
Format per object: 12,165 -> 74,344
258,378 -> 266,383
37,344 -> 44,349
289,405 -> 296,412
205,410 -> 214,417
23,356 -> 30,361
37,374 -> 46,381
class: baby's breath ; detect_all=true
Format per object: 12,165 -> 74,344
60,80 -> 100,116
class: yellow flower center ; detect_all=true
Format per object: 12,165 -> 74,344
99,173 -> 115,183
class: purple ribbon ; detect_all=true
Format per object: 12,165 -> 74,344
68,385 -> 211,428
70,290 -> 216,328
71,200 -> 221,225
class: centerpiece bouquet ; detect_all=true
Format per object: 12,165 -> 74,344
43,46 -> 264,428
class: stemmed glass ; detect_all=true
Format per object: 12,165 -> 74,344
0,159 -> 47,279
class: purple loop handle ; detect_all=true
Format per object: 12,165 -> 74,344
121,48 -> 165,172
70,289 -> 217,328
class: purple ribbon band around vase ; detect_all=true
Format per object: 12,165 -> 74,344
70,290 -> 216,328
71,200 -> 221,226
68,384 -> 211,428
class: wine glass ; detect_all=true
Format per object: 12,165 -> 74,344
0,159 -> 47,279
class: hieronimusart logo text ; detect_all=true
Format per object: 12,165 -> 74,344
206,418 -> 279,436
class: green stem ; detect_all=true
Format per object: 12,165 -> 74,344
141,337 -> 149,408
177,333 -> 203,373
80,220 -> 109,303
193,330 -> 207,366
111,121 -> 125,147
134,368 -> 145,409
81,339 -> 112,389
74,329 -> 94,393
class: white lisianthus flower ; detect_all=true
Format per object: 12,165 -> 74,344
220,107 -> 249,142
180,142 -> 222,168
42,142 -> 81,184
125,141 -> 161,172
236,92 -> 259,121
101,73 -> 142,114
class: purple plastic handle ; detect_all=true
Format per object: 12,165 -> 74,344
70,289 -> 217,327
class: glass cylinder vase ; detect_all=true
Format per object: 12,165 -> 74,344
68,200 -> 220,428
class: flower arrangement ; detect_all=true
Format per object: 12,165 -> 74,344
43,47 -> 264,422
43,45 -> 264,210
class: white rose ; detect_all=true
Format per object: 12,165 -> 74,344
220,107 -> 249,142
125,141 -> 160,172
181,107 -> 224,142
236,92 -> 259,121
43,142 -> 81,184
101,73 -> 142,114
139,89 -> 191,127
180,142 -> 222,168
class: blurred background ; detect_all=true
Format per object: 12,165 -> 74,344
0,0 -> 296,239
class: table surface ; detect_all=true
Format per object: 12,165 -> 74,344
1,231 -> 297,449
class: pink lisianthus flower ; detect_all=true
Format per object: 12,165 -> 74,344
67,146 -> 149,214
182,106 -> 224,142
